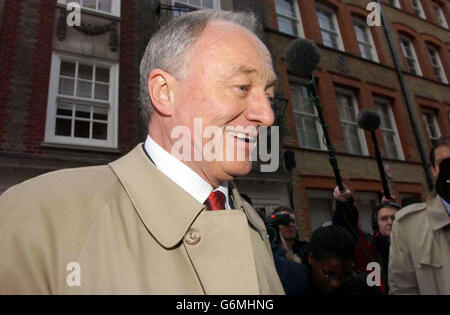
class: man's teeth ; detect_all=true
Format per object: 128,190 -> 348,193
227,131 -> 256,142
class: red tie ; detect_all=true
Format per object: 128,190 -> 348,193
204,190 -> 226,211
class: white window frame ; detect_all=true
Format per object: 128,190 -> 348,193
400,36 -> 423,76
427,45 -> 448,84
173,0 -> 220,10
274,0 -> 305,37
335,88 -> 369,156
57,0 -> 121,17
316,4 -> 345,51
433,3 -> 449,28
290,82 -> 326,150
422,109 -> 442,142
389,0 -> 402,9
353,17 -> 379,62
45,52 -> 119,149
374,98 -> 405,160
411,0 -> 426,19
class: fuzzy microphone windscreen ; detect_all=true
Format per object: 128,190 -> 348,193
285,38 -> 321,77
357,109 -> 381,131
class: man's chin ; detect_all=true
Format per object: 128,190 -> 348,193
226,161 -> 253,177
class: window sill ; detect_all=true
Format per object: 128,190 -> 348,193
41,141 -> 121,154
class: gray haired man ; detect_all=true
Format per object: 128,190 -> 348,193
0,10 -> 284,294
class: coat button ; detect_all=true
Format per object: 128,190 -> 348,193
184,228 -> 201,245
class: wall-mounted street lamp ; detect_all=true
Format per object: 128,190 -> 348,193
271,93 -> 288,126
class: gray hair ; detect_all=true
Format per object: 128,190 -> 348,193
139,9 -> 263,121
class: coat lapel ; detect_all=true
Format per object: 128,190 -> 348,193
109,144 -> 205,249
109,144 -> 268,294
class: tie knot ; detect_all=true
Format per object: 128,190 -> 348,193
204,190 -> 226,211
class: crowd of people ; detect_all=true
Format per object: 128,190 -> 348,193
270,133 -> 450,295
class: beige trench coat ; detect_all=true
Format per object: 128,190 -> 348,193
389,191 -> 450,294
0,144 -> 284,295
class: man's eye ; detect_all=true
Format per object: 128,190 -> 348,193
236,85 -> 250,92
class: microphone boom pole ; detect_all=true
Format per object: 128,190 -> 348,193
370,130 -> 391,199
306,74 -> 345,193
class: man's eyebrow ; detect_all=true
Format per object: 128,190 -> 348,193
227,65 -> 278,88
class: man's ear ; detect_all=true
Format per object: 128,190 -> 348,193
147,69 -> 176,116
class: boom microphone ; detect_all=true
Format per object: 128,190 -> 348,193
286,38 -> 321,77
285,39 -> 345,192
357,109 -> 381,131
357,109 -> 392,199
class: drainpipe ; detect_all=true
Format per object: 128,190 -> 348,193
376,0 -> 434,190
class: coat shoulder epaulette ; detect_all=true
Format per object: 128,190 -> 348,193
395,202 -> 426,221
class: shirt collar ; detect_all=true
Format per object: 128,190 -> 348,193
144,135 -> 230,209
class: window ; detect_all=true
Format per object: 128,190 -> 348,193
427,46 -> 448,84
58,0 -> 121,16
400,36 -> 422,76
353,17 -> 379,62
306,190 -> 333,231
433,3 -> 449,28
335,89 -> 368,156
375,98 -> 404,160
275,0 -> 304,37
389,0 -> 401,9
172,0 -> 220,18
290,83 -> 324,150
316,4 -> 344,51
411,0 -> 426,19
422,109 -> 441,143
45,53 -> 119,148
356,192 -> 380,233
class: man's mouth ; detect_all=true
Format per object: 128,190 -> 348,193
226,130 -> 257,143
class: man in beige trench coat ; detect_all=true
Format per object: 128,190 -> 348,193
389,134 -> 450,295
0,10 -> 285,295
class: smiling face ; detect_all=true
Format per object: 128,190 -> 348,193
167,21 -> 276,187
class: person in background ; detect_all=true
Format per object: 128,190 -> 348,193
302,225 -> 381,295
332,186 -> 401,294
389,134 -> 450,294
271,206 -> 309,263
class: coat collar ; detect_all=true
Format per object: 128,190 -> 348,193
109,144 -> 267,248
426,190 -> 450,231
109,144 -> 205,249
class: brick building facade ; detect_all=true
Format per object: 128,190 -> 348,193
0,0 -> 448,240
247,0 -> 449,239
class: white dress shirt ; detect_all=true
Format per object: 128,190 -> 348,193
144,135 -> 231,209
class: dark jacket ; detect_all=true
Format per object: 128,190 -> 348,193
271,245 -> 309,295
332,199 -> 389,294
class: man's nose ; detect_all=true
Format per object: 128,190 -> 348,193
246,91 -> 275,127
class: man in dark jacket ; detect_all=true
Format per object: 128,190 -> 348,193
271,206 -> 309,262
332,186 -> 400,294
